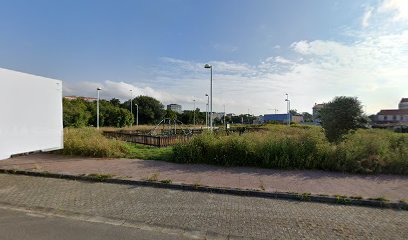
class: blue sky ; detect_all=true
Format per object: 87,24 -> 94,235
1,0 -> 407,114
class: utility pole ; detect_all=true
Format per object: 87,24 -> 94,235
96,87 -> 101,129
285,93 -> 290,126
205,94 -> 209,128
193,99 -> 196,125
129,89 -> 133,127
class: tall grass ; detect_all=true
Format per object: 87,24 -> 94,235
172,126 -> 408,174
62,128 -> 130,157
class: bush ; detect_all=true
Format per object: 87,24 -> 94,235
172,126 -> 334,170
171,126 -> 408,175
334,129 -> 408,174
61,128 -> 130,158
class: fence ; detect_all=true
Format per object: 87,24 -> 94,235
103,131 -> 192,147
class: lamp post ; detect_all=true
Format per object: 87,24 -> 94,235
96,87 -> 102,129
285,93 -> 290,126
135,103 -> 139,126
193,99 -> 196,125
130,89 -> 133,127
205,94 -> 209,128
204,64 -> 213,131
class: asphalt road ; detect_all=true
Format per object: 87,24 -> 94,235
0,207 -> 194,240
0,173 -> 407,239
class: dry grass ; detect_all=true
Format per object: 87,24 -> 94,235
61,128 -> 130,158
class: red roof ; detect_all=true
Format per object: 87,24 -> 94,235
378,109 -> 408,115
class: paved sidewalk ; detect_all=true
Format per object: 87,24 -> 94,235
0,174 -> 407,239
1,153 -> 408,201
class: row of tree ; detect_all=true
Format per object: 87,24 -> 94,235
63,95 -> 217,127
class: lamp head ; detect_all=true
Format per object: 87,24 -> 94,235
204,64 -> 212,69
97,87 -> 102,91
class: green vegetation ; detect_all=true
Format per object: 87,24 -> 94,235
171,125 -> 408,175
319,96 -> 368,142
61,128 -> 173,159
63,98 -> 133,128
126,143 -> 173,160
60,123 -> 407,175
61,128 -> 130,158
160,179 -> 173,184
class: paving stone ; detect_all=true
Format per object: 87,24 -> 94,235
0,174 -> 407,239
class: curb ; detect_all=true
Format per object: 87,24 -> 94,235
1,169 -> 407,210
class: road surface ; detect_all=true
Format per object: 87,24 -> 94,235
0,173 -> 407,239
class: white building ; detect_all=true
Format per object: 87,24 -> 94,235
376,98 -> 408,123
0,68 -> 63,160
167,104 -> 182,114
399,98 -> 408,110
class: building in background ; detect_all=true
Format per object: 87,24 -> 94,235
376,98 -> 408,123
212,112 -> 225,121
312,103 -> 325,123
264,113 -> 291,123
399,98 -> 408,110
253,115 -> 264,124
64,96 -> 97,102
167,104 -> 182,114
291,114 -> 304,123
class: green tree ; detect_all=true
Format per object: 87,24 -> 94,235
302,112 -> 313,122
289,109 -> 299,115
319,96 -> 367,142
63,98 -> 91,127
109,98 -> 121,107
123,96 -> 165,124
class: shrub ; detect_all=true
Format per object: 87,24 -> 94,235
61,128 -> 130,158
172,126 -> 408,175
335,129 -> 408,174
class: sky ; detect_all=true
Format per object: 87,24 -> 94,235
0,0 -> 407,115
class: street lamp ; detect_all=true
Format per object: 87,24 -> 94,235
129,89 -> 133,127
96,87 -> 102,129
204,64 -> 213,131
193,99 -> 196,126
205,94 -> 209,128
285,93 -> 290,126
135,103 -> 139,126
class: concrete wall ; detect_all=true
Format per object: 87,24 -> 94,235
0,68 -> 63,160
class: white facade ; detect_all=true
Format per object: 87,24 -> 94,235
399,99 -> 408,110
0,68 -> 63,160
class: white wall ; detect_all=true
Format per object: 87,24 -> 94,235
0,68 -> 63,160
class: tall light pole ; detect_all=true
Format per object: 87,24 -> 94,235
285,93 -> 290,126
204,64 -> 213,131
223,104 -> 226,129
96,87 -> 102,129
135,103 -> 139,126
193,99 -> 196,126
205,94 -> 209,128
129,89 -> 133,127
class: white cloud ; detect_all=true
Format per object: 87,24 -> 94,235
64,80 -> 197,106
362,7 -> 373,27
64,1 -> 408,115
379,0 -> 408,21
